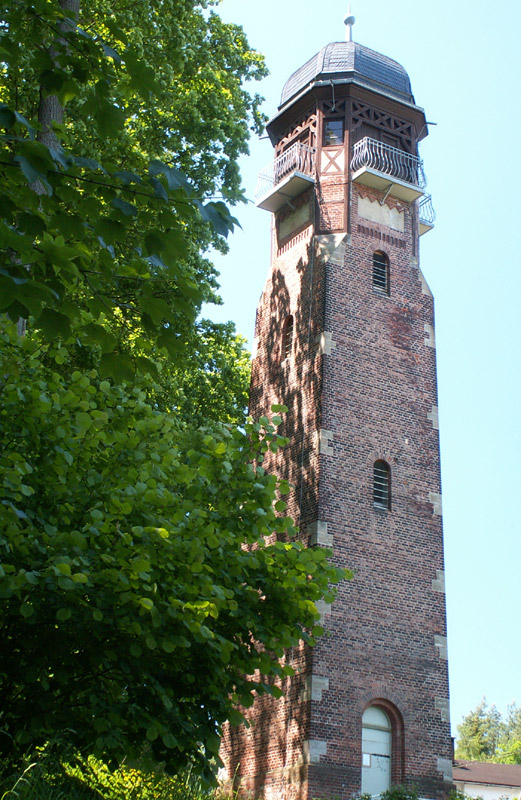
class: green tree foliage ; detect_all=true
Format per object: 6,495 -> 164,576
456,700 -> 521,764
0,0 -> 348,779
0,0 -> 266,369
500,704 -> 521,764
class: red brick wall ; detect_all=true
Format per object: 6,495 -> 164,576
303,184 -> 451,800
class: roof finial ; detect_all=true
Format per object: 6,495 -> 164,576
344,3 -> 355,42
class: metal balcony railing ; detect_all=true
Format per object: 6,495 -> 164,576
419,194 -> 436,226
255,142 -> 316,203
351,137 -> 426,189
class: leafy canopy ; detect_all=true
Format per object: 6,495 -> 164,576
0,0 -> 266,377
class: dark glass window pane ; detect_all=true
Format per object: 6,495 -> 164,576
373,251 -> 389,294
373,461 -> 391,509
324,120 -> 344,146
283,316 -> 293,360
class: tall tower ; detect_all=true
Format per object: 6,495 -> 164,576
221,16 -> 452,800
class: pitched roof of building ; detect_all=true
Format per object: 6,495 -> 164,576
453,760 -> 521,788
279,41 -> 414,109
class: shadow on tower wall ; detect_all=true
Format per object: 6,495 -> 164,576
221,231 -> 326,800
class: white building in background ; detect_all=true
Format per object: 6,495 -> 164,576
453,761 -> 521,800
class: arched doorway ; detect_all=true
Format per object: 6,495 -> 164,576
361,706 -> 392,795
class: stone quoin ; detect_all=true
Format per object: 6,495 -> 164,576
221,14 -> 452,800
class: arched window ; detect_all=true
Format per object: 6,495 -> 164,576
282,315 -> 294,360
373,460 -> 391,509
373,251 -> 390,294
361,706 -> 392,796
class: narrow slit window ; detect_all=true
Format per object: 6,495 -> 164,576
373,251 -> 390,294
283,315 -> 294,360
373,460 -> 391,509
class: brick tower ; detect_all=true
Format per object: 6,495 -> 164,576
221,15 -> 452,800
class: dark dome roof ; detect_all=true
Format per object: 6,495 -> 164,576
279,41 -> 414,108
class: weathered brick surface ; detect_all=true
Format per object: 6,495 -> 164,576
221,85 -> 452,800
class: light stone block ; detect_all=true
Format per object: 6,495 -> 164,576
429,492 -> 443,516
308,521 -> 333,547
434,635 -> 448,661
432,569 -> 446,594
303,675 -> 330,702
427,405 -> 439,430
311,676 -> 330,702
358,195 -> 405,232
303,739 -> 327,764
279,203 -> 312,241
315,233 -> 349,265
435,697 -> 450,723
315,599 -> 332,623
424,322 -> 436,348
317,429 -> 334,456
317,331 -> 337,356
437,756 -> 453,782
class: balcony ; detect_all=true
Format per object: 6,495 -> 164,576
351,137 -> 426,202
255,142 -> 316,212
419,194 -> 436,235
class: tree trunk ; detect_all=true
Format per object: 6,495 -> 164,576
17,0 -> 80,336
37,0 -> 80,150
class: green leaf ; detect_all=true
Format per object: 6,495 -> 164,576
206,734 -> 221,754
140,295 -> 172,325
82,324 -> 117,354
112,169 -> 142,185
149,160 -> 191,191
94,218 -> 126,245
35,309 -> 71,339
0,105 -> 15,128
20,603 -> 34,619
162,733 -> 177,749
14,155 -> 53,195
139,598 -> 154,611
58,80 -> 79,105
144,230 -> 165,255
112,197 -> 137,216
146,725 -> 158,742
95,105 -> 126,138
99,353 -> 135,382
56,608 -> 72,621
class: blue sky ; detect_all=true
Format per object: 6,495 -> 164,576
207,0 -> 521,736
